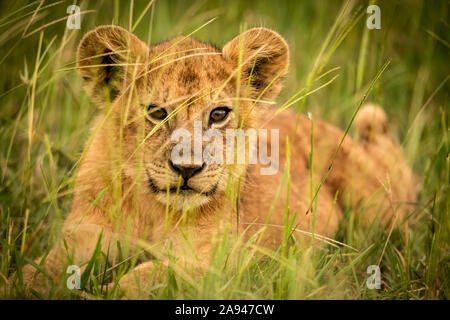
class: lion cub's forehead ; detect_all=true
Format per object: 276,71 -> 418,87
145,37 -> 235,104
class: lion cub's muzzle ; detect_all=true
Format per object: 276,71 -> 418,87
147,160 -> 218,196
168,160 -> 205,184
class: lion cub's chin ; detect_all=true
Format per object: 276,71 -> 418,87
154,191 -> 212,211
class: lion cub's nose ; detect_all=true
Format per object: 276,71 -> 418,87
169,160 -> 205,181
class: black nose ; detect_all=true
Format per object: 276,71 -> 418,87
168,160 -> 205,181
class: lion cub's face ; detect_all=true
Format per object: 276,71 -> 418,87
77,26 -> 289,210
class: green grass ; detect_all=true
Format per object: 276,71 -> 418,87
0,0 -> 448,299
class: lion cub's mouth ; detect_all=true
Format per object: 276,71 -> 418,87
147,173 -> 218,197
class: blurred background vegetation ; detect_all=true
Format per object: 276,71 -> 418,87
0,0 -> 448,299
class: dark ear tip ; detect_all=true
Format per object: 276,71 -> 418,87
244,27 -> 286,39
76,25 -> 149,104
243,27 -> 288,46
76,25 -> 135,78
76,25 -> 129,60
223,27 -> 289,73
222,27 -> 289,100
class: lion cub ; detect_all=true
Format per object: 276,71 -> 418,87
16,26 -> 416,298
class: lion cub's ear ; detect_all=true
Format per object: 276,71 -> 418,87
77,25 -> 149,105
222,27 -> 289,101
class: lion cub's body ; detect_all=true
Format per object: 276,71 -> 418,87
15,26 -> 416,298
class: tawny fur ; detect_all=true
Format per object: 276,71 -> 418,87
12,26 -> 416,298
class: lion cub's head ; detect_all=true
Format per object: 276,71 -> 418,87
77,25 -> 289,210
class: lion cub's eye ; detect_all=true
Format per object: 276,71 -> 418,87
209,107 -> 231,124
147,105 -> 167,121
